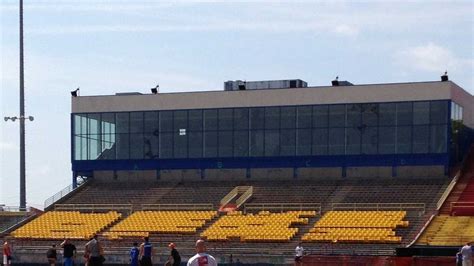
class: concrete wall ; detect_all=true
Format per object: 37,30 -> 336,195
72,81 -> 454,113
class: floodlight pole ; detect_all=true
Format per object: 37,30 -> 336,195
19,0 -> 26,210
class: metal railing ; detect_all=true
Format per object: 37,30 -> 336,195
451,201 -> 474,212
44,181 -> 88,209
236,186 -> 253,208
244,203 -> 321,213
220,187 -> 239,206
141,203 -> 214,211
436,171 -> 460,210
54,204 -> 132,212
331,202 -> 426,213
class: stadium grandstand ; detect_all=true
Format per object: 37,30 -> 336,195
3,76 -> 474,265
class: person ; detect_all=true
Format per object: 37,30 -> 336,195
60,239 -> 76,266
167,243 -> 181,266
461,242 -> 473,266
2,240 -> 12,266
457,251 -> 464,266
47,244 -> 58,266
187,239 -> 217,266
86,235 -> 103,266
294,242 -> 304,265
139,237 -> 153,266
129,242 -> 139,266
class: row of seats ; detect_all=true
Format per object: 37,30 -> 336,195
416,215 -> 474,246
104,211 -> 217,239
201,211 -> 316,242
302,211 -> 407,243
11,211 -> 120,239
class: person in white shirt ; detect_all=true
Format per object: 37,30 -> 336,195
461,242 -> 473,266
187,239 -> 217,266
294,242 -> 304,265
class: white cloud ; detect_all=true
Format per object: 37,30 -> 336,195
333,24 -> 359,37
396,43 -> 473,73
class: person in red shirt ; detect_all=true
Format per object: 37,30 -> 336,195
3,240 -> 12,266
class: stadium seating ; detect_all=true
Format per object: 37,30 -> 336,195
201,210 -> 316,242
11,211 -> 120,239
302,211 -> 408,243
416,215 -> 474,246
104,211 -> 217,239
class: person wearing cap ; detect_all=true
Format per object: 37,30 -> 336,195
167,243 -> 181,266
187,239 -> 217,266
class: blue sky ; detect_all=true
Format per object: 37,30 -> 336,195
1,1 -> 473,208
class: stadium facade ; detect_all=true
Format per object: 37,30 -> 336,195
71,78 -> 473,186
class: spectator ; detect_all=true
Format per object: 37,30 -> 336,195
187,239 -> 217,266
294,242 -> 304,266
139,237 -> 153,266
46,244 -> 57,266
167,243 -> 181,266
60,239 -> 76,266
2,240 -> 12,266
86,235 -> 104,266
461,242 -> 473,266
457,251 -> 463,266
129,242 -> 139,266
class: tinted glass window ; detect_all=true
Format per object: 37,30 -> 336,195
159,132 -> 173,158
396,102 -> 412,126
130,133 -> 144,159
234,108 -> 249,130
101,113 -> 115,134
413,102 -> 430,125
173,110 -> 187,132
329,105 -> 346,127
204,110 -> 217,131
346,104 -> 361,127
378,127 -> 396,154
379,103 -> 396,126
265,107 -> 280,129
328,128 -> 345,155
218,109 -> 233,130
188,131 -> 203,158
346,128 -> 361,155
413,125 -> 429,153
204,131 -> 217,157
250,130 -> 264,156
130,112 -> 143,133
159,111 -> 173,132
430,125 -> 447,153
174,132 -> 187,158
144,112 -> 159,133
297,129 -> 311,156
312,128 -> 328,155
280,129 -> 296,156
115,113 -> 129,134
116,133 -> 130,159
430,101 -> 448,124
233,131 -> 249,157
281,107 -> 296,129
188,110 -> 203,131
396,126 -> 412,154
218,131 -> 233,157
297,106 -> 312,128
313,105 -> 328,128
362,104 -> 378,126
361,127 -> 378,154
250,108 -> 264,130
264,130 -> 279,156
144,133 -> 159,159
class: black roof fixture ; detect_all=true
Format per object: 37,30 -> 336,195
71,87 -> 80,97
151,84 -> 159,94
331,76 -> 339,86
441,71 -> 449,82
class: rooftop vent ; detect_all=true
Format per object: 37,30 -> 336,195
441,71 -> 449,82
331,76 -> 353,86
224,79 -> 307,91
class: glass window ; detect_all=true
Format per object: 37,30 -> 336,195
188,131 -> 202,158
218,109 -> 233,130
234,108 -> 249,130
329,105 -> 346,127
115,113 -> 130,134
100,134 -> 115,160
130,133 -> 144,159
174,131 -> 187,158
204,110 -> 218,131
264,130 -> 279,156
233,131 -> 249,157
204,131 -> 217,157
379,103 -> 396,126
346,104 -> 361,127
413,101 -> 430,125
87,135 -> 100,160
130,112 -> 143,133
297,129 -> 311,156
80,134 -> 87,160
74,115 -> 82,135
265,107 -> 280,129
250,130 -> 264,156
397,126 -> 412,154
281,107 -> 296,129
250,108 -> 265,130
188,110 -> 203,131
297,106 -> 312,129
459,105 -> 463,121
159,132 -> 173,158
313,105 -> 328,128
116,133 -> 130,159
101,113 -> 115,135
378,127 -> 396,154
74,136 -> 82,160
430,125 -> 447,153
346,128 -> 361,154
361,127 -> 378,154
312,128 -> 328,155
218,131 -> 233,157
87,113 -> 101,135
430,101 -> 448,124
144,133 -> 159,159
173,110 -> 187,132
328,128 -> 345,155
144,112 -> 159,134
362,104 -> 378,126
413,125 -> 429,153
396,102 -> 412,126
159,111 -> 173,132
280,129 -> 296,156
